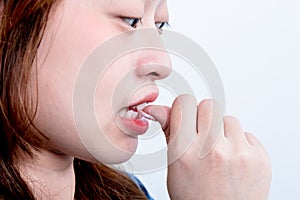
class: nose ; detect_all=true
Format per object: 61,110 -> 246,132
135,49 -> 172,81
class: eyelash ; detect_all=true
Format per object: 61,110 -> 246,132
122,17 -> 169,30
155,22 -> 169,30
122,17 -> 141,28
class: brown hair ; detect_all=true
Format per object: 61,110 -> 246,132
0,0 -> 147,199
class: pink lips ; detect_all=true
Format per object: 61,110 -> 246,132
118,91 -> 159,136
118,117 -> 149,136
128,91 -> 159,108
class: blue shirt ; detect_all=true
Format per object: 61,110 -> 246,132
128,174 -> 155,200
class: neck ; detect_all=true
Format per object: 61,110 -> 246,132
19,149 -> 76,200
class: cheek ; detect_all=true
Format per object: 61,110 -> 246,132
34,62 -> 85,155
32,0 -> 139,163
34,33 -> 137,163
34,64 -> 138,163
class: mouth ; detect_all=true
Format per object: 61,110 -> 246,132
119,102 -> 151,119
117,92 -> 158,136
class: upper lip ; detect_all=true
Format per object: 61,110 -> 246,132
128,91 -> 159,108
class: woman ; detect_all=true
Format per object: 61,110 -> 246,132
0,0 -> 272,199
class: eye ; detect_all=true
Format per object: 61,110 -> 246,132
122,17 -> 141,28
155,22 -> 170,30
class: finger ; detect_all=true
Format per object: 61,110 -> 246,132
244,131 -> 264,147
223,116 -> 247,144
197,99 -> 213,135
197,99 -> 224,158
168,94 -> 198,163
143,105 -> 170,138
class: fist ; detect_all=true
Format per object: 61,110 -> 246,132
145,95 -> 272,200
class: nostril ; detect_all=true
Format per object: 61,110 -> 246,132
147,72 -> 159,77
136,63 -> 171,80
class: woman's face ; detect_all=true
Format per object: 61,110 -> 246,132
34,0 -> 171,164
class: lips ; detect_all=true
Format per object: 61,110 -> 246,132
117,91 -> 158,136
127,92 -> 159,108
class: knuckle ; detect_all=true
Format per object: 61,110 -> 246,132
223,115 -> 241,126
208,147 -> 229,164
244,131 -> 255,138
235,152 -> 252,168
176,94 -> 197,106
235,150 -> 272,171
258,152 -> 272,169
197,99 -> 215,111
223,115 -> 243,136
244,131 -> 254,136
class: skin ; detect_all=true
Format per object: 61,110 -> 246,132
146,98 -> 272,199
34,0 -> 171,164
20,0 -> 272,199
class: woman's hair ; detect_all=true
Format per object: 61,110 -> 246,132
0,0 -> 147,199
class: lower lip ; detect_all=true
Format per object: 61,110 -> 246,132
118,116 -> 149,136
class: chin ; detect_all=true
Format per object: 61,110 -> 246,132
92,135 -> 139,165
117,138 -> 139,164
116,135 -> 139,162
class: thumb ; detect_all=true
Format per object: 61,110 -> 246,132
143,105 -> 171,140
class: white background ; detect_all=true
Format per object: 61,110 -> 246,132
133,0 -> 300,199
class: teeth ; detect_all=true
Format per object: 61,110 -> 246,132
136,102 -> 147,111
119,102 -> 149,119
124,110 -> 139,119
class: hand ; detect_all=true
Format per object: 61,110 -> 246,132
144,95 -> 272,200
